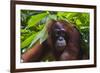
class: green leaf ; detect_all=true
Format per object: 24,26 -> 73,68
21,32 -> 37,48
36,24 -> 44,31
80,26 -> 89,29
27,13 -> 48,28
39,24 -> 48,44
28,24 -> 48,48
48,15 -> 57,20
28,32 -> 40,48
21,29 -> 30,33
76,19 -> 82,25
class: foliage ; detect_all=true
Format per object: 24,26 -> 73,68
21,10 -> 90,56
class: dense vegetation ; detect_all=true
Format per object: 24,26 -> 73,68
21,10 -> 90,58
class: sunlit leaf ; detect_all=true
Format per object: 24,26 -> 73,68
48,15 -> 57,20
28,24 -> 48,48
28,32 -> 40,48
80,26 -> 89,29
39,24 -> 48,44
21,29 -> 30,33
27,13 -> 48,28
21,32 -> 37,48
76,19 -> 82,25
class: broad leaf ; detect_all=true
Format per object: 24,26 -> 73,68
27,13 -> 48,28
28,24 -> 48,48
21,32 -> 37,48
